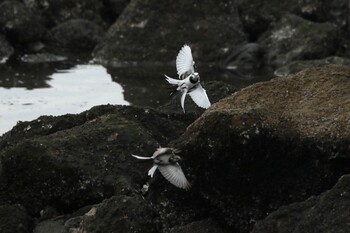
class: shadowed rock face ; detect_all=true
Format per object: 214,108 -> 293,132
0,204 -> 33,233
0,105 -> 194,216
251,174 -> 350,233
172,65 -> 350,232
93,0 -> 247,66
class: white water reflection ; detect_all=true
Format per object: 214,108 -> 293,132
0,64 -> 129,135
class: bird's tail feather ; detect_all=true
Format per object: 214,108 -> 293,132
148,164 -> 158,177
131,154 -> 153,160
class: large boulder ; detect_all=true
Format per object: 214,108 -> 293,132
258,14 -> 340,68
93,0 -> 247,66
23,0 -> 108,28
0,1 -> 46,45
48,19 -> 105,50
172,65 -> 350,232
0,105 -> 193,216
252,174 -> 350,233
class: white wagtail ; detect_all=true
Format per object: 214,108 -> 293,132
132,147 -> 191,190
165,44 -> 211,113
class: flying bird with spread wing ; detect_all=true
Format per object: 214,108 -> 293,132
132,147 -> 191,190
165,44 -> 211,113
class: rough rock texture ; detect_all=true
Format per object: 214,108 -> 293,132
0,34 -> 14,62
77,194 -> 160,233
172,65 -> 350,232
0,105 -> 193,215
0,1 -> 46,44
0,204 -> 33,233
274,56 -> 350,77
93,0 -> 247,66
48,19 -> 105,50
251,174 -> 350,233
23,0 -> 107,28
258,14 -> 340,68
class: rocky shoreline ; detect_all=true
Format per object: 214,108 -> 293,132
1,0 -> 350,233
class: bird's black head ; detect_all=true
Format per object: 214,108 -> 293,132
189,73 -> 199,84
169,155 -> 182,163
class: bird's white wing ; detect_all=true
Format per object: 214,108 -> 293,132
188,84 -> 211,109
165,74 -> 182,85
176,45 -> 195,79
158,163 -> 191,190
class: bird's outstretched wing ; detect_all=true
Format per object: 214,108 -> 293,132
176,45 -> 195,79
158,163 -> 191,190
165,74 -> 182,85
188,84 -> 211,109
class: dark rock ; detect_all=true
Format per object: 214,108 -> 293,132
0,34 -> 14,63
33,219 -> 66,233
172,65 -> 350,232
235,0 -> 298,41
235,0 -> 349,41
0,105 -> 194,215
258,14 -> 341,68
296,0 -> 349,29
48,19 -> 105,50
23,0 -> 107,28
169,218 -> 228,233
0,204 -> 33,233
100,0 -> 131,25
93,0 -> 247,66
274,56 -> 350,77
77,194 -> 161,233
252,174 -> 350,233
223,43 -> 265,77
0,1 -> 46,45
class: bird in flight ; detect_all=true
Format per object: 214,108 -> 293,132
165,44 -> 211,113
132,147 -> 191,190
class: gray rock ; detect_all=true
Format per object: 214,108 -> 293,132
274,56 -> 350,77
77,194 -> 160,233
0,1 -> 46,44
258,14 -> 340,68
172,65 -> 350,232
252,174 -> 350,233
23,0 -> 107,28
48,19 -> 105,50
93,0 -> 247,66
0,204 -> 33,233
